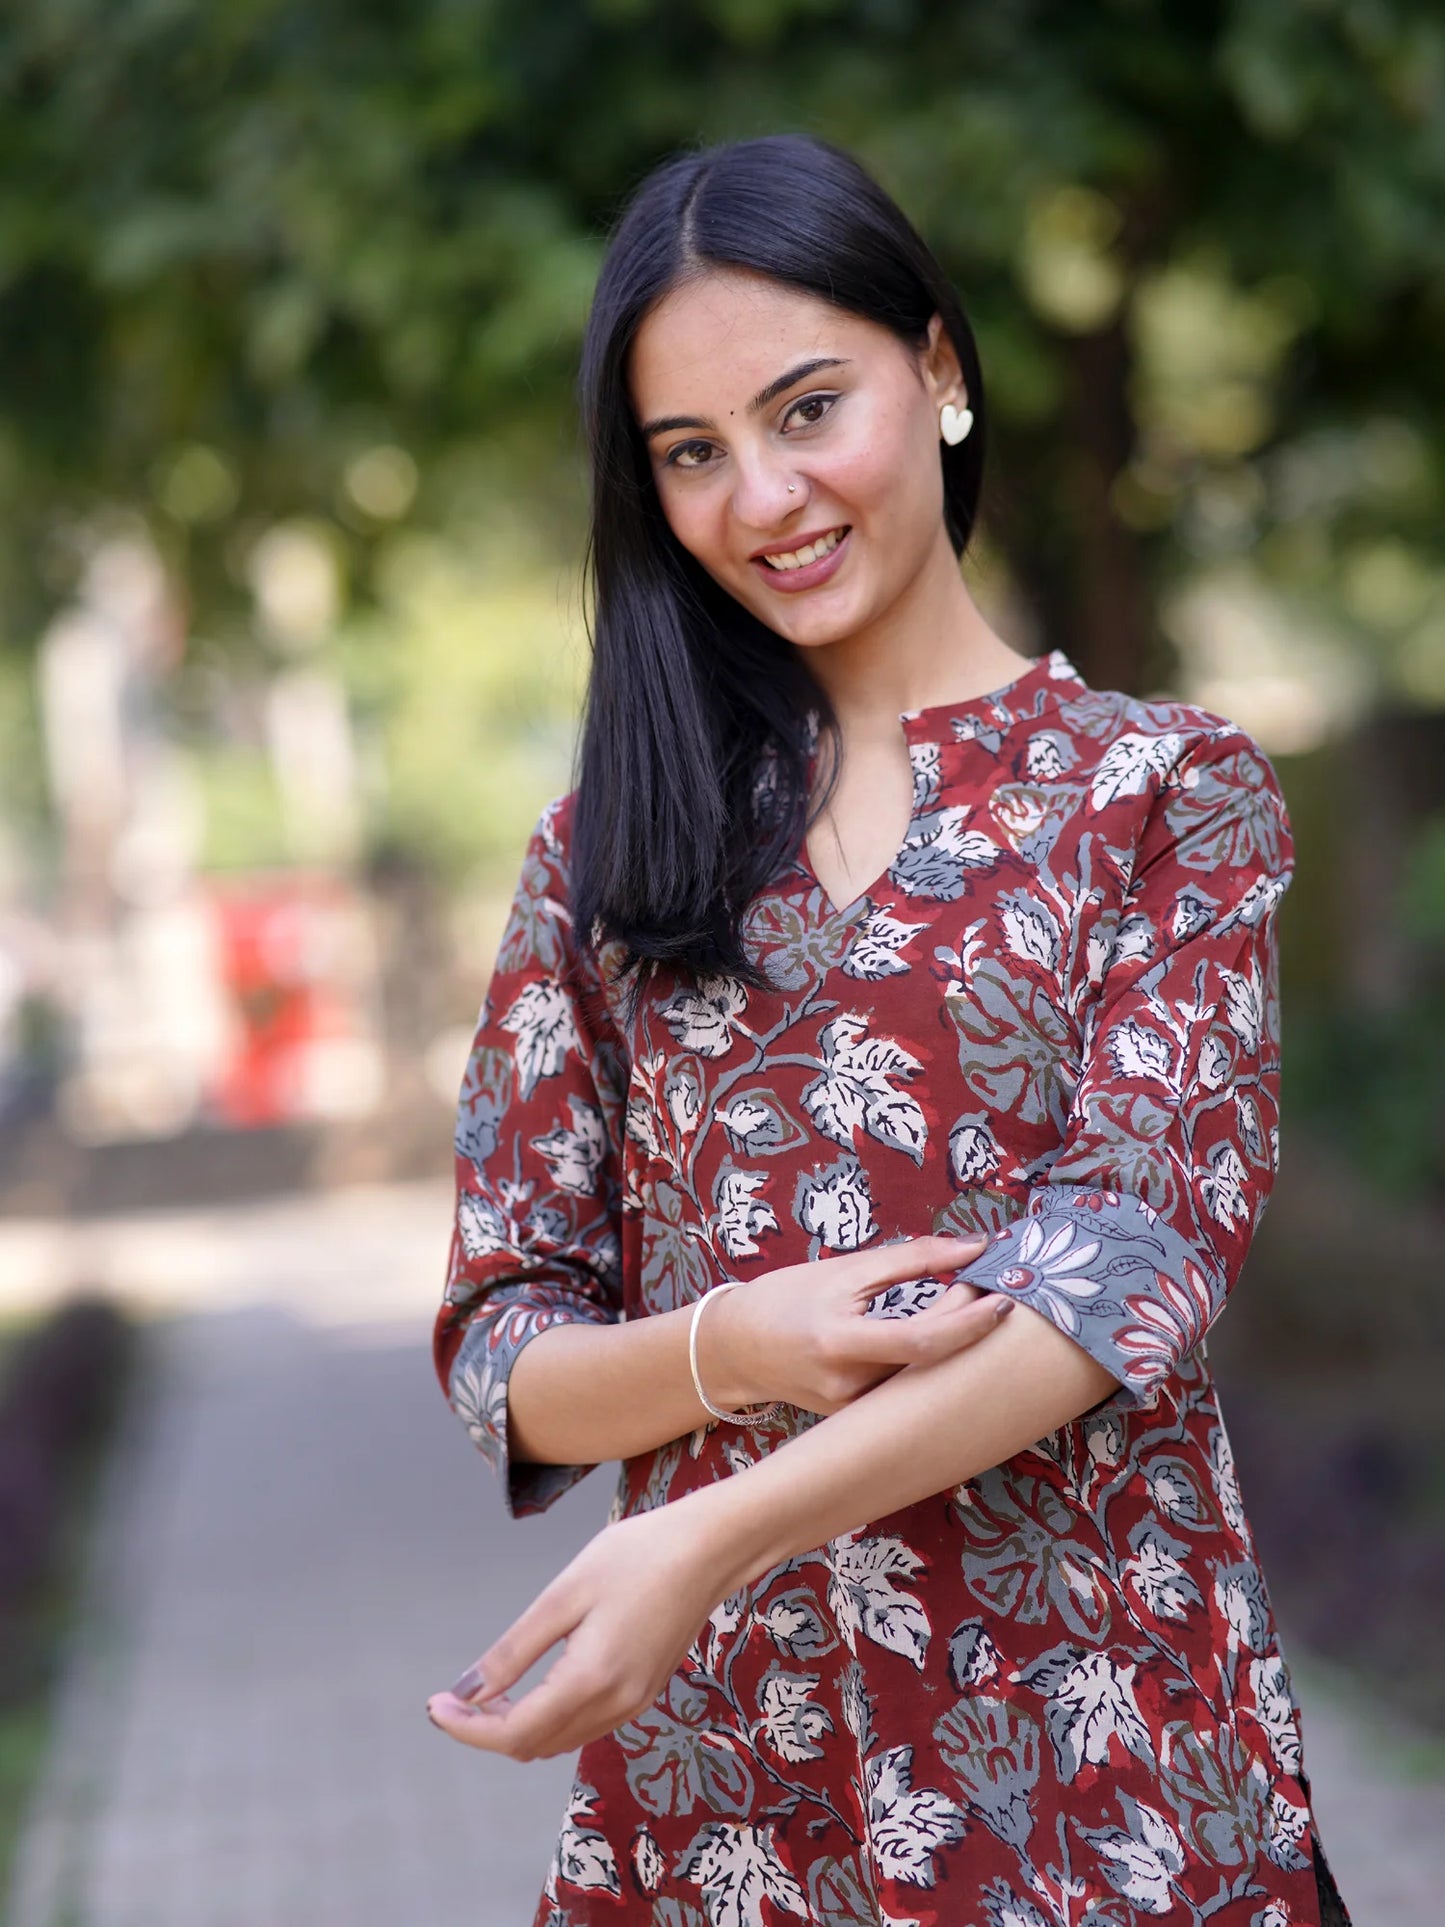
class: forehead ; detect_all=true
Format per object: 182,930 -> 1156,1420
627,268 -> 895,414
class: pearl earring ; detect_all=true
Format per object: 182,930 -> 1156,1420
939,402 -> 974,446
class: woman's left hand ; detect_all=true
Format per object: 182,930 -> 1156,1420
425,1498 -> 737,1760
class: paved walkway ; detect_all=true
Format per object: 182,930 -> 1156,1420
2,1183 -> 1443,1925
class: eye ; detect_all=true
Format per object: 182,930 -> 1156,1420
784,392 -> 839,430
664,439 -> 717,470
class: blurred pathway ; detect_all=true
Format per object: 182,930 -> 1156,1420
2,1184 -> 1443,1925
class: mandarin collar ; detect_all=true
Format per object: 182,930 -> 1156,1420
896,647 -> 1084,745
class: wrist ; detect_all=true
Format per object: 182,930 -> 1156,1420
673,1463 -> 797,1598
689,1281 -> 769,1413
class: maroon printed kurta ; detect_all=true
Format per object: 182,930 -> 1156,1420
433,649 -> 1349,1926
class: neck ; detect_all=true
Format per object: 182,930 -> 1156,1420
800,526 -> 1027,737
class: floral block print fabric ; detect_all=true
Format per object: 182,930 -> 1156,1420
432,649 -> 1351,1926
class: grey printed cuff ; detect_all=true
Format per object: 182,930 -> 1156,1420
959,1186 -> 1224,1411
448,1288 -> 611,1519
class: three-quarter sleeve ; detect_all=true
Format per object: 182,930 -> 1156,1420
431,798 -> 629,1518
958,724 -> 1294,1414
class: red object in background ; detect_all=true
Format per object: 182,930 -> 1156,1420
207,872 -> 378,1127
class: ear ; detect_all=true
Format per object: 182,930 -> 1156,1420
921,312 -> 967,410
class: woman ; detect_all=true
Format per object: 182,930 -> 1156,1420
427,134 -> 1351,1926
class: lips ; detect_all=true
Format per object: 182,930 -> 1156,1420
753,525 -> 849,570
749,525 -> 852,593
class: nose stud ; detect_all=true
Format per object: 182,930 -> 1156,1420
787,483 -> 797,493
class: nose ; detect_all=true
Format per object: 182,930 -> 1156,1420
729,445 -> 804,532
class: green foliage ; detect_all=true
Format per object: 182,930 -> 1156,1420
2,0 -> 1444,673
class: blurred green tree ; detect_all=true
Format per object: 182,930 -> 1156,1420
2,0 -> 1442,698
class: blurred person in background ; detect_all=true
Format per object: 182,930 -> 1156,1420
428,134 -> 1349,1926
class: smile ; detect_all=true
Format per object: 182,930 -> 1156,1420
750,525 -> 852,591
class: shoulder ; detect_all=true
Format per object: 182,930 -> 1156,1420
1053,685 -> 1288,825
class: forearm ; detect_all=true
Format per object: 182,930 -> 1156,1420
687,1303 -> 1119,1593
503,1297 -> 754,1469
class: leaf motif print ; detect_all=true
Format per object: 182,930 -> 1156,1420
1089,731 -> 1184,808
626,1091 -> 666,1158
665,1065 -> 703,1137
716,1089 -> 809,1157
794,1154 -> 878,1251
998,891 -> 1063,974
826,1533 -> 931,1670
1264,1789 -> 1312,1871
554,1781 -> 621,1896
1222,964 -> 1263,1053
1123,1521 -> 1204,1622
650,1901 -> 707,1927
890,805 -> 1001,901
801,1014 -> 928,1164
454,1041 -> 511,1170
842,904 -> 929,981
754,1665 -> 833,1763
757,1588 -> 837,1661
740,893 -> 853,992
1165,740 -> 1287,874
1141,1455 -> 1212,1529
632,1825 -> 667,1894
616,1674 -> 755,1820
947,1617 -> 1002,1690
1201,1140 -> 1251,1228
955,1471 -> 1113,1640
673,1823 -> 808,1927
1158,1721 -> 1272,1869
499,977 -> 577,1099
1247,1653 -> 1303,1775
948,1114 -> 1003,1186
910,740 -> 943,809
642,1179 -> 717,1314
1079,1796 -> 1186,1916
713,1167 -> 779,1260
659,974 -> 750,1058
933,1696 -> 1040,1849
838,1659 -> 878,1752
804,1853 -> 880,1927
1018,1646 -> 1155,1782
456,1188 -> 512,1261
976,1881 -> 1051,1927
1023,729 -> 1077,779
1105,1019 -> 1176,1085
1234,1088 -> 1267,1165
531,1098 -> 608,1194
865,1744 -> 968,1886
1213,1560 -> 1273,1653
949,956 -> 1077,1131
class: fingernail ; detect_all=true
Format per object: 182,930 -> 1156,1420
993,1298 -> 1014,1322
448,1663 -> 488,1701
426,1708 -> 442,1729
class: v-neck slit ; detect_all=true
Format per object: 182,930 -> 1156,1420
793,647 -> 1078,922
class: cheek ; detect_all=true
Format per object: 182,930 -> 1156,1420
823,397 -> 938,524
655,479 -> 723,564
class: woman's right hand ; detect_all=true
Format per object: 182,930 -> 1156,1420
698,1234 -> 1011,1418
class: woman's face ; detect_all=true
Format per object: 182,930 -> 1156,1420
626,267 -> 966,653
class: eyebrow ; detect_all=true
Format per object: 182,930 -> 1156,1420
638,357 -> 852,440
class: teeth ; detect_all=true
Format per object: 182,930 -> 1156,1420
762,527 -> 846,571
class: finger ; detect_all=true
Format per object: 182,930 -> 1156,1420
431,1645 -> 616,1761
837,1234 -> 991,1302
833,1292 -> 1012,1367
444,1582 -> 576,1705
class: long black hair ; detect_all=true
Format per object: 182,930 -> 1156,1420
570,132 -> 988,1000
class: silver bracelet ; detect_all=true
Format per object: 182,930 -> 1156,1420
689,1280 -> 782,1428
